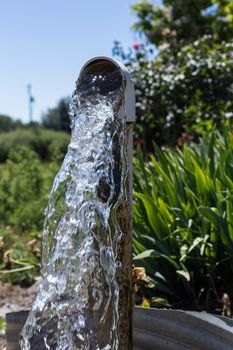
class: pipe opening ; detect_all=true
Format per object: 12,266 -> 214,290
77,59 -> 123,98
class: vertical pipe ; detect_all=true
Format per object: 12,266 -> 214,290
80,57 -> 135,349
79,57 -> 135,349
115,121 -> 134,349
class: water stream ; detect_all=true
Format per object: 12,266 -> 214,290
20,65 -> 127,350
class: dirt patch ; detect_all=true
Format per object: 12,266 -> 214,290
0,283 -> 38,318
0,283 -> 38,349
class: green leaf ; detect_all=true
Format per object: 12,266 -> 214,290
134,192 -> 162,239
133,249 -> 156,260
198,207 -> 220,227
177,269 -> 190,282
0,265 -> 34,274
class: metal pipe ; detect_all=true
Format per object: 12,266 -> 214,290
78,56 -> 135,349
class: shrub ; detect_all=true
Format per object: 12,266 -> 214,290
133,123 -> 233,311
113,36 -> 233,150
0,127 -> 69,162
0,146 -> 59,231
0,226 -> 41,286
0,146 -> 60,285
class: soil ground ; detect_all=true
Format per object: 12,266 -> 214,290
0,283 -> 38,350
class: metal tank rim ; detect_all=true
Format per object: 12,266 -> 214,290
6,308 -> 233,350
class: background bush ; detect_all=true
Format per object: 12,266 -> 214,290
0,146 -> 60,231
0,95 -> 71,285
114,37 -> 233,149
0,127 -> 69,162
0,146 -> 61,285
113,0 -> 233,150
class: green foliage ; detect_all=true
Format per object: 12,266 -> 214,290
0,114 -> 22,132
0,146 -> 59,230
132,0 -> 233,50
112,0 -> 233,150
133,124 -> 233,310
0,319 -> 6,336
0,126 -> 69,162
0,146 -> 60,285
42,97 -> 70,133
0,226 -> 41,286
114,36 -> 233,149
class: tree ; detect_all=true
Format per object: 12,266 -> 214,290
114,38 -> 233,148
42,97 -> 70,133
132,0 -> 233,51
0,114 -> 22,132
113,1 -> 233,150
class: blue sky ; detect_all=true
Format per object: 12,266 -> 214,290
0,0 -> 162,122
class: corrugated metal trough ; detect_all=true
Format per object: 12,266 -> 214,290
6,307 -> 233,350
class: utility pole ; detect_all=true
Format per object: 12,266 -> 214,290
27,84 -> 34,123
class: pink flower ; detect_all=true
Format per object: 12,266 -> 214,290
162,29 -> 171,37
135,138 -> 144,145
132,42 -> 141,50
230,51 -> 233,59
159,43 -> 170,51
176,133 -> 193,146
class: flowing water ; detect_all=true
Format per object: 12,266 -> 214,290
20,65 -> 128,350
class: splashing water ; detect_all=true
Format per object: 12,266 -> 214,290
20,66 -> 128,349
